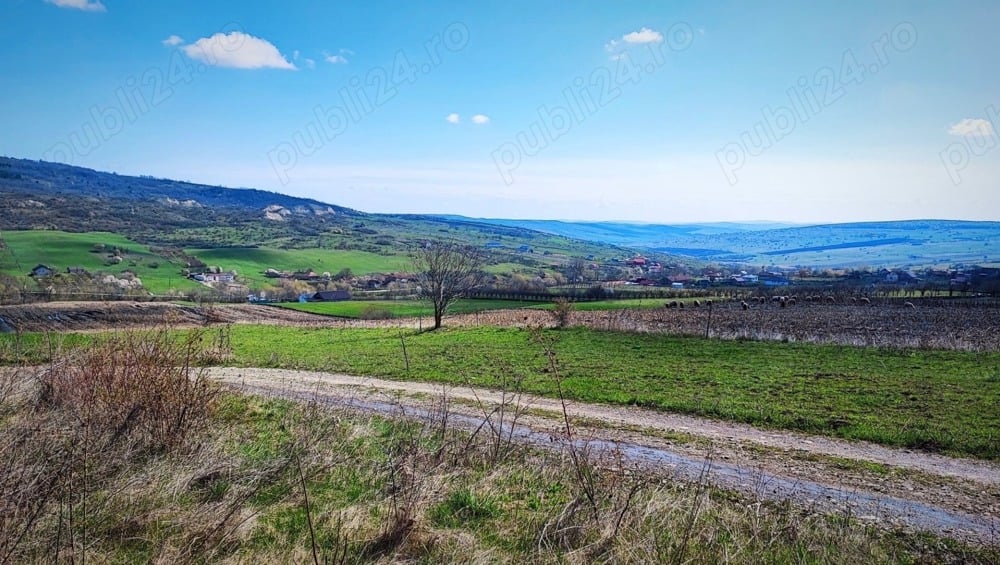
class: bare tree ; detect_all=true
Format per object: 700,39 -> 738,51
565,257 -> 587,284
412,242 -> 487,330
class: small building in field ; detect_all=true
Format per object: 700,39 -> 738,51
29,264 -> 54,277
311,290 -> 352,302
194,272 -> 236,283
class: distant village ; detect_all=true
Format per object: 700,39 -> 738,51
180,253 -> 1000,303
19,250 -> 998,303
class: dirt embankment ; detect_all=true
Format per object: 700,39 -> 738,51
0,301 -> 340,332
207,367 -> 1000,545
445,302 -> 1000,350
4,301 -> 999,350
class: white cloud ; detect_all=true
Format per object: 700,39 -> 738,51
948,118 -> 994,137
183,32 -> 296,70
324,48 -> 352,64
304,58 -> 316,69
622,27 -> 663,44
45,0 -> 105,12
605,27 -> 662,59
445,113 -> 460,124
161,35 -> 184,47
292,50 -> 300,60
471,114 -> 490,124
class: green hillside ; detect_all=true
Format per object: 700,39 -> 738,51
0,157 -> 662,298
0,228 -> 622,297
0,230 -> 198,294
189,247 -> 407,280
0,231 -> 420,296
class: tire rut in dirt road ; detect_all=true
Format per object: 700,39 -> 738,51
205,367 -> 1000,545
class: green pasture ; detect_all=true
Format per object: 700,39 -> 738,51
281,297 -> 692,318
280,299 -> 542,318
186,247 -> 407,279
227,326 -> 1000,460
0,230 -> 198,293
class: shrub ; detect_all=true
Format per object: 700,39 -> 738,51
40,328 -> 219,453
548,297 -> 574,329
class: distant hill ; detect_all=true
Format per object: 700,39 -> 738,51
0,158 -> 655,293
0,157 -> 356,214
0,157 -> 607,249
436,216 -> 803,247
0,156 -> 361,246
438,215 -> 1000,268
647,220 -> 1000,268
4,157 -> 994,273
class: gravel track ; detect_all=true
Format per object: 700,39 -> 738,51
207,367 -> 1000,545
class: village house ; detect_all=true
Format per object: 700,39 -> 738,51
311,290 -> 351,301
28,264 -> 54,277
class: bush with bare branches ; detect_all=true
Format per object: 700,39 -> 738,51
547,297 -> 575,329
41,328 -> 219,453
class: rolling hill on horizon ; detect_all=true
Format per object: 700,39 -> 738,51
0,156 -> 626,251
2,156 -> 998,272
438,216 -> 1000,269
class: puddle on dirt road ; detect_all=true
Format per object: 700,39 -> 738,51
236,384 -> 997,543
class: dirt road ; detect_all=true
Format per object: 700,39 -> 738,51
206,367 -> 1000,545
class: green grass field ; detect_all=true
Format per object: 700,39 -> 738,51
223,326 -> 1000,459
280,299 -> 543,318
0,230 -> 412,294
281,297 -> 682,318
0,230 -> 199,294
2,301 -> 997,460
187,247 -> 408,280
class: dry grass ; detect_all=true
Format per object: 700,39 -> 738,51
0,330 -> 996,563
40,328 -> 218,453
0,327 -> 221,562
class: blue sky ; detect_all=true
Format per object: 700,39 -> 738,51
2,0 -> 998,223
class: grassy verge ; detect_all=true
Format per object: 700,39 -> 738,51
2,364 -> 994,562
